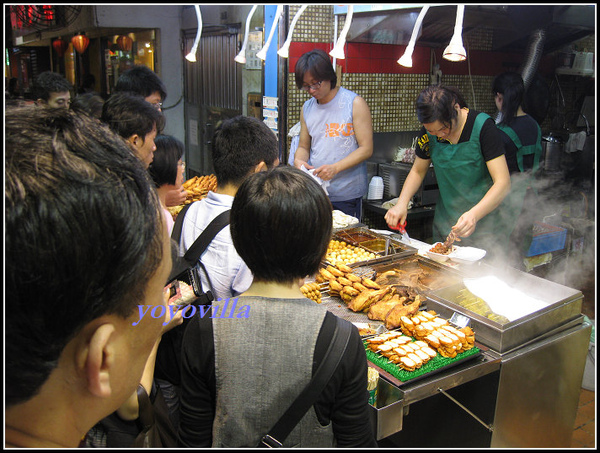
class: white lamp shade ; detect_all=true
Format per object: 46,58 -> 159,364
443,5 -> 466,62
397,5 -> 429,68
235,5 -> 257,64
278,5 -> 308,58
330,5 -> 353,60
186,5 -> 202,62
257,5 -> 283,61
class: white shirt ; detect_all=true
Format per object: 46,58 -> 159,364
180,191 -> 253,301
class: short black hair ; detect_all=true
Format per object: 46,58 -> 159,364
415,85 -> 468,126
492,72 -> 525,126
115,65 -> 167,101
295,49 -> 337,90
70,92 -> 105,119
5,105 -> 165,407
101,92 -> 164,141
148,135 -> 184,187
231,166 -> 332,284
32,71 -> 72,101
211,115 -> 279,188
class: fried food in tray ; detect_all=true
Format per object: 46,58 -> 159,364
365,310 -> 476,371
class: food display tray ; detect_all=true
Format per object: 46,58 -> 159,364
333,226 -> 417,258
365,343 -> 482,387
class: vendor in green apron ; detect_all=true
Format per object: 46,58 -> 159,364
385,85 -> 511,252
492,72 -> 543,268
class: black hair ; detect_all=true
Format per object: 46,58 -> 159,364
416,85 -> 468,127
492,71 -> 525,126
231,166 -> 333,284
148,135 -> 185,187
70,92 -> 105,119
115,65 -> 167,101
32,71 -> 72,101
294,49 -> 337,90
211,115 -> 279,187
5,105 -> 165,407
101,92 -> 164,141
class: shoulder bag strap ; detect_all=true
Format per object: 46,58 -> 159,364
182,209 -> 230,266
258,317 -> 353,448
170,202 -> 194,244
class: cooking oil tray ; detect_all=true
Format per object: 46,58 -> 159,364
425,266 -> 583,354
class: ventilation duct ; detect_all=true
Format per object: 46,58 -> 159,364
518,29 -> 546,91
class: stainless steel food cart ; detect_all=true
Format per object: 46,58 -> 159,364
320,230 -> 591,448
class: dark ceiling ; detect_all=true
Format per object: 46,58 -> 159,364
347,5 -> 595,54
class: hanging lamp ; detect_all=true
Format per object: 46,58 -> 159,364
256,5 -> 284,61
52,37 -> 69,58
398,6 -> 430,68
117,35 -> 133,52
443,5 -> 467,62
235,5 -> 258,64
72,32 -> 90,54
277,5 -> 308,58
329,5 -> 354,60
185,5 -> 202,62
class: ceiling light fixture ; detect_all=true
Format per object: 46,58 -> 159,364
277,5 -> 308,58
398,5 -> 430,68
256,4 -> 284,61
329,5 -> 354,60
235,5 -> 258,64
443,5 -> 467,62
185,5 -> 202,62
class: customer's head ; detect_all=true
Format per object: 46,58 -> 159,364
212,115 -> 280,189
101,92 -> 164,167
416,85 -> 468,132
32,71 -> 72,108
115,65 -> 167,111
5,105 -> 171,445
231,166 -> 332,284
148,135 -> 185,189
294,49 -> 337,91
70,92 -> 105,119
492,71 -> 524,126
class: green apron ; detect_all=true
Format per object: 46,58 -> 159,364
495,121 -> 542,245
428,112 -> 502,247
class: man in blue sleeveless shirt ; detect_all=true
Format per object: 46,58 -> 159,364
293,49 -> 373,220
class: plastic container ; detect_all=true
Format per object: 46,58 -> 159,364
367,176 -> 384,200
525,222 -> 567,257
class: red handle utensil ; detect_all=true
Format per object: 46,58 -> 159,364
391,221 -> 410,242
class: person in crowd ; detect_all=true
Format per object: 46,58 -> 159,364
293,49 -> 373,220
80,73 -> 97,94
101,92 -> 164,169
178,166 -> 378,448
148,135 -> 187,235
385,84 -> 511,251
115,64 -> 187,208
70,92 -> 105,119
179,115 -> 280,301
32,70 -> 72,108
5,105 -> 171,448
115,64 -> 167,112
492,71 -> 543,267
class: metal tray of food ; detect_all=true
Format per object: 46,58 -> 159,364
333,226 -> 417,257
424,264 -> 584,354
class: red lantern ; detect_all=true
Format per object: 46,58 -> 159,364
52,37 -> 68,58
72,33 -> 90,54
117,35 -> 133,52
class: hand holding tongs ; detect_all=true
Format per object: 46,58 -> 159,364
390,220 -> 411,244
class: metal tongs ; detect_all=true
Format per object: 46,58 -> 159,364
390,220 -> 411,244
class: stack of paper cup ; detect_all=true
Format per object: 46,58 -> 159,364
367,176 -> 384,200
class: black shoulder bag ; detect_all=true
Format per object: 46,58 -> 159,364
168,204 -> 231,305
257,317 -> 353,448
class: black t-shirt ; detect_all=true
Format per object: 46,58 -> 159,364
497,114 -> 540,174
415,110 -> 505,162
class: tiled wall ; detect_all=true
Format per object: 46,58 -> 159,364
285,5 -> 594,153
